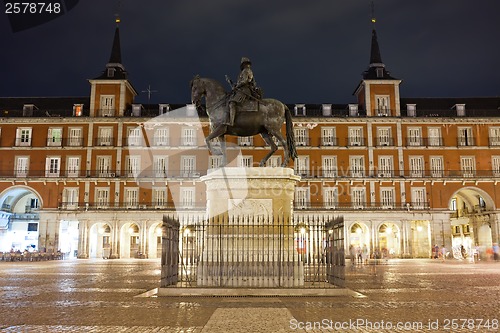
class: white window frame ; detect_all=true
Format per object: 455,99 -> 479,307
266,156 -> 282,168
47,128 -> 63,147
154,128 -> 170,146
97,127 -> 113,146
407,127 -> 422,146
63,188 -> 79,209
348,127 -> 363,146
321,127 -> 336,146
427,127 -> 442,146
375,95 -> 390,116
100,95 -> 115,116
153,156 -> 168,178
377,156 -> 394,177
209,156 -> 223,169
460,156 -> 476,178
458,127 -> 474,146
294,128 -> 309,146
492,156 -> 500,177
294,155 -> 310,177
238,136 -> 253,146
351,187 -> 366,209
68,127 -> 83,146
16,127 -> 32,147
295,187 -> 310,209
95,188 -> 110,208
489,127 -> 500,146
380,187 -> 395,209
124,188 -> 139,209
96,156 -> 112,177
409,156 -> 424,178
411,188 -> 426,209
153,187 -> 167,208
237,155 -> 253,168
15,156 -> 29,177
377,127 -> 392,146
180,156 -> 196,177
125,155 -> 141,178
182,127 -> 196,146
181,187 -> 196,208
127,128 -> 143,147
45,157 -> 61,177
430,156 -> 444,177
322,156 -> 338,177
349,156 -> 365,177
323,187 -> 338,209
66,156 -> 80,177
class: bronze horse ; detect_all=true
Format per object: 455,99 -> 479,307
191,76 -> 297,167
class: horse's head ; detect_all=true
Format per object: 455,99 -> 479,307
190,75 -> 205,111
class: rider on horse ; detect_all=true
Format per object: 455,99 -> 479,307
226,57 -> 261,126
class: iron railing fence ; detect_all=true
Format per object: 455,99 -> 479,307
160,215 -> 345,289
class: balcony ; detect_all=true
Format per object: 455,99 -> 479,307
345,138 -> 366,147
59,201 -> 206,211
94,137 -> 115,147
375,137 -> 395,147
320,137 -> 338,147
292,202 -> 430,211
457,137 -> 475,147
97,109 -> 116,117
374,109 -> 393,117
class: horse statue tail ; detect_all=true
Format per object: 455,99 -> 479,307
284,105 -> 298,161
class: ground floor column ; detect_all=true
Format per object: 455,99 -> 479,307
77,219 -> 89,259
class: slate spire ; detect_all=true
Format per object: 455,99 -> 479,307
94,16 -> 127,80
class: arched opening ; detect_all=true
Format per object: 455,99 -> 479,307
0,186 -> 42,252
89,223 -> 112,259
449,187 -> 495,258
120,223 -> 140,258
378,222 -> 400,258
148,223 -> 163,259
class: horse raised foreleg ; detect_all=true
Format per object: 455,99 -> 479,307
259,132 -> 278,167
205,124 -> 227,156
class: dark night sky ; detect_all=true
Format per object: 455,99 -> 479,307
1,0 -> 500,104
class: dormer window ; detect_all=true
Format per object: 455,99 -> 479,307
73,104 -> 83,117
159,104 -> 170,115
348,104 -> 358,117
186,104 -> 197,117
132,104 -> 142,117
454,104 -> 466,117
322,104 -> 332,116
107,68 -> 115,78
294,104 -> 306,116
376,68 -> 384,78
406,104 -> 416,117
23,104 -> 35,117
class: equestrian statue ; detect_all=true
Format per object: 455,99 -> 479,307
191,57 -> 297,167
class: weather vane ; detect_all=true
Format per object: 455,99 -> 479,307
371,0 -> 376,26
115,0 -> 122,25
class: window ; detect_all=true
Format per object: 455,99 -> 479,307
430,156 -> 444,177
409,156 -> 424,177
406,104 -> 416,117
209,156 -> 223,169
380,188 -> 395,209
27,223 -> 38,232
125,155 -> 141,178
63,188 -> 79,209
45,157 -> 61,177
349,156 -> 365,177
153,188 -> 167,208
182,128 -> 196,146
66,157 -> 80,177
321,127 -> 337,146
378,156 -> 394,177
294,128 -> 308,146
411,188 -> 426,209
460,156 -> 475,177
237,155 -> 253,167
153,128 -> 169,146
458,127 -> 474,146
266,156 -> 282,168
68,127 -> 83,146
238,136 -> 253,146
180,156 -> 196,177
322,104 -> 332,116
322,156 -> 338,177
16,127 -> 32,146
294,156 -> 309,177
15,156 -> 29,177
377,127 -> 392,146
351,187 -> 366,209
97,127 -> 113,146
127,128 -> 142,146
99,95 -> 115,116
159,104 -> 170,115
95,188 -> 110,208
73,104 -> 83,117
47,128 -> 62,147
427,127 -> 442,146
407,127 -> 422,146
181,187 -> 195,208
489,127 -> 500,146
348,127 -> 363,146
375,95 -> 390,116
124,188 -> 139,208
294,104 -> 306,116
492,156 -> 500,176
323,187 -> 338,209
348,104 -> 358,117
96,156 -> 112,177
295,187 -> 310,209
153,156 -> 168,178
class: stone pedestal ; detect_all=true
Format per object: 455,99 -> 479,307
198,167 -> 303,287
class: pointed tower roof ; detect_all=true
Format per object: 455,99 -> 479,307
362,29 -> 396,80
94,16 -> 128,80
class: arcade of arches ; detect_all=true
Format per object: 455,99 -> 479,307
1,185 -> 499,259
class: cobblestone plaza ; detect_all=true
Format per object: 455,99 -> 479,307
1,259 -> 499,332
